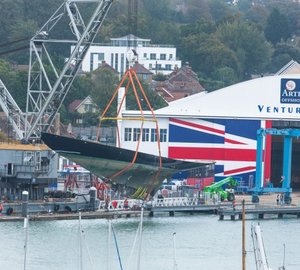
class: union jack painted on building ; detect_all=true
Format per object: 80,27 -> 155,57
168,117 -> 272,185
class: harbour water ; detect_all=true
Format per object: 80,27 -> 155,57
0,213 -> 299,270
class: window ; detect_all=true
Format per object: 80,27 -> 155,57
90,53 -> 103,71
166,64 -> 171,70
156,64 -> 161,70
149,64 -> 152,69
121,53 -> 125,74
143,53 -> 147,59
133,128 -> 141,141
124,128 -> 132,141
142,128 -> 149,141
35,151 -> 41,171
150,53 -> 156,60
110,53 -> 114,67
84,103 -> 94,112
98,53 -> 104,61
151,128 -> 157,142
169,54 -> 173,60
24,151 -> 34,166
160,54 -> 166,60
115,53 -> 118,70
160,129 -> 167,142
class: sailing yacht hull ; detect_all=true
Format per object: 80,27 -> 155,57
41,133 -> 209,194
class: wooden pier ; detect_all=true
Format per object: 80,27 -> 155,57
218,205 -> 300,220
145,197 -> 230,217
0,210 -> 142,222
148,204 -> 221,217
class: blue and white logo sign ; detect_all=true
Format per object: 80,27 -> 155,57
280,79 -> 300,104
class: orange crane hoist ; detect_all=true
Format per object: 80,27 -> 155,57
97,61 -> 163,199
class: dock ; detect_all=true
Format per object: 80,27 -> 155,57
145,197 -> 229,216
0,209 -> 142,222
2,194 -> 300,222
218,204 -> 300,220
147,204 -> 221,216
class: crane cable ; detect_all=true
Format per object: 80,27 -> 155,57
0,36 -> 31,56
98,67 -> 162,195
106,68 -> 145,179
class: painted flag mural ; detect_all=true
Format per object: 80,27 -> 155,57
168,117 -> 271,186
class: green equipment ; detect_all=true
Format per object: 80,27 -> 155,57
203,177 -> 238,201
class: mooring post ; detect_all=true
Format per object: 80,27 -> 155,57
89,187 -> 97,211
21,191 -> 29,217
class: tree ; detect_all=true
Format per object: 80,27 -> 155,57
265,8 -> 291,45
5,19 -> 38,64
0,59 -> 28,110
90,68 -> 119,117
268,42 -> 300,73
211,66 -> 239,88
208,0 -> 233,22
217,19 -> 272,78
180,33 -> 239,78
153,73 -> 166,81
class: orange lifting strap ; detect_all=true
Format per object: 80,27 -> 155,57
97,66 -> 162,197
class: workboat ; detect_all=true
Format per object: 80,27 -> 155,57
41,132 -> 210,196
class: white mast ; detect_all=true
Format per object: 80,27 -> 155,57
23,216 -> 29,270
251,224 -> 272,270
173,232 -> 178,270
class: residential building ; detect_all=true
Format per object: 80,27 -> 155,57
76,34 -> 182,75
132,62 -> 153,84
153,63 -> 205,102
68,95 -> 98,115
68,95 -> 98,125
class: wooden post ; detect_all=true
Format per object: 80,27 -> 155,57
242,199 -> 246,270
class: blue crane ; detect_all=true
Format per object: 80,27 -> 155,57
252,128 -> 298,204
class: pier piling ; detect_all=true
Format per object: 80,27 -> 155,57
21,191 -> 29,217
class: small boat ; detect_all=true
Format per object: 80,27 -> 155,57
41,132 -> 210,196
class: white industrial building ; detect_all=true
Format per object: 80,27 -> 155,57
116,72 -> 300,188
78,34 -> 182,75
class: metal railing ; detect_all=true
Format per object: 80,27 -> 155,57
98,199 -> 143,211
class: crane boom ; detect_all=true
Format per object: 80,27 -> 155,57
0,80 -> 29,139
24,0 -> 113,141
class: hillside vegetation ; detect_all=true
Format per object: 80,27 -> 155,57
0,0 -> 300,123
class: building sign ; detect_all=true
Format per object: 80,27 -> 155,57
280,78 -> 300,104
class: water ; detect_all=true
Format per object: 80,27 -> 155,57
0,213 -> 299,270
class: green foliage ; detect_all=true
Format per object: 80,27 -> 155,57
153,73 -> 167,82
0,0 -> 300,111
0,59 -> 27,110
119,77 -> 167,111
211,67 -> 239,87
268,42 -> 300,73
265,8 -> 291,45
216,19 -> 272,78
180,33 -> 239,79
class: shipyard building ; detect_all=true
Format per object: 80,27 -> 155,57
117,62 -> 300,190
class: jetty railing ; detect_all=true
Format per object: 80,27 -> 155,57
98,199 -> 143,211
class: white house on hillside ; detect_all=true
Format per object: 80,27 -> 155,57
75,34 -> 182,75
